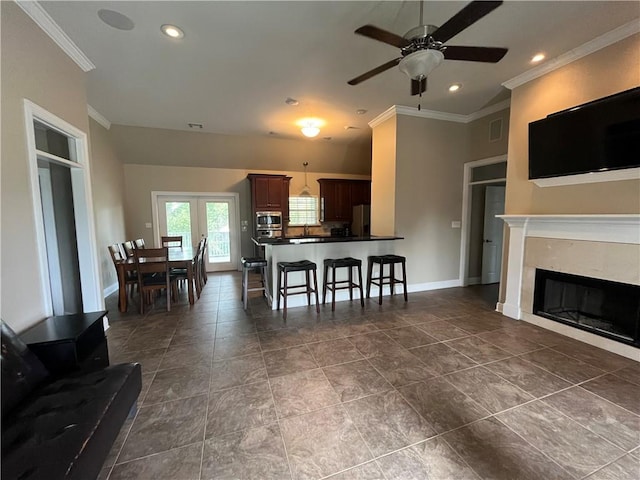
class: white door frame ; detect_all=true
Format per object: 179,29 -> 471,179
459,154 -> 507,287
24,99 -> 104,316
151,191 -> 242,271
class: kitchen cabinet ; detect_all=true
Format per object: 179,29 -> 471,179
248,174 -> 289,211
318,179 -> 371,223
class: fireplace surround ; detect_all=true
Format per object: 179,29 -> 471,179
499,214 -> 640,360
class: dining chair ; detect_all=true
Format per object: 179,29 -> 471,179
193,238 -> 206,297
134,238 -> 145,249
200,237 -> 208,287
133,247 -> 177,314
122,241 -> 136,258
108,244 -> 137,298
161,236 -> 183,248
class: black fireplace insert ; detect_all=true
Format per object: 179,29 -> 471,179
533,269 -> 640,347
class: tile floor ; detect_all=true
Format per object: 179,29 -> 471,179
100,272 -> 640,480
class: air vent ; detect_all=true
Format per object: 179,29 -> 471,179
489,118 -> 502,142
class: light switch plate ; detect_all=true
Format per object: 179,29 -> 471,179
451,221 -> 461,228
145,222 -> 152,229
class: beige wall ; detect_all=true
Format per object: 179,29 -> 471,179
370,116 -> 397,236
505,34 -> 640,215
394,115 -> 470,284
123,165 -> 370,260
111,124 -> 371,175
89,119 -> 127,291
1,3 -> 90,332
469,109 -> 510,161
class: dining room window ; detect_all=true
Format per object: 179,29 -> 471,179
289,196 -> 318,225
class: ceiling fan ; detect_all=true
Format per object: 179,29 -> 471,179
348,1 -> 508,99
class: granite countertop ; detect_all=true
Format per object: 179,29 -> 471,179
252,235 -> 403,246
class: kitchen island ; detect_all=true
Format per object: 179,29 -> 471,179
253,235 -> 404,309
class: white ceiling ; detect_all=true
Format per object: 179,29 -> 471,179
41,1 -> 639,142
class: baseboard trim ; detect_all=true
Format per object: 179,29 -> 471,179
466,276 -> 482,286
103,282 -> 118,298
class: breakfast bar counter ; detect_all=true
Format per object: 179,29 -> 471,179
252,235 -> 404,309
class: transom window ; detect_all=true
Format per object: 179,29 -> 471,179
288,196 -> 318,225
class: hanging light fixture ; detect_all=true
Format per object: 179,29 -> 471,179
300,162 -> 311,197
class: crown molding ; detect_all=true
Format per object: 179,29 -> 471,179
15,0 -> 95,72
369,98 -> 511,128
466,99 -> 511,122
503,20 -> 640,90
87,106 -> 111,130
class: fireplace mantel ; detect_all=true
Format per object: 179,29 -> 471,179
498,214 -> 640,359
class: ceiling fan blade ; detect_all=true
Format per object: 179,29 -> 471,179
411,78 -> 427,96
432,1 -> 503,44
348,58 -> 401,85
354,25 -> 409,48
443,46 -> 508,63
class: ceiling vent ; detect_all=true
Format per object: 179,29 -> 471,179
489,118 -> 503,142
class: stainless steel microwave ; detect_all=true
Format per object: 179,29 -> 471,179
256,211 -> 282,230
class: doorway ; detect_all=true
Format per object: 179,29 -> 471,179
460,155 -> 507,293
153,193 -> 240,272
25,100 -> 103,316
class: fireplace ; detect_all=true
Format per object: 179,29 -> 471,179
533,269 -> 640,347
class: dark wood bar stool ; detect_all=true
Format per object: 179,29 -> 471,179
322,257 -> 364,311
276,260 -> 320,319
366,255 -> 408,305
241,257 -> 268,310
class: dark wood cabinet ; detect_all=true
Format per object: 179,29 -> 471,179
20,311 -> 109,376
318,179 -> 371,223
248,174 -> 290,212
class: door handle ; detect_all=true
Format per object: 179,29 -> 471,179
484,239 -> 492,243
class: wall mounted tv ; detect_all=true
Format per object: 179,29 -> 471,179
528,86 -> 640,180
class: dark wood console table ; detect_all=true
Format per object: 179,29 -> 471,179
20,311 -> 110,375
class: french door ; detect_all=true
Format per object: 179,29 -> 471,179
157,195 -> 239,272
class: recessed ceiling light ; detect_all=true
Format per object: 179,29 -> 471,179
448,84 -> 461,92
323,137 -> 332,141
344,126 -> 360,130
98,9 -> 135,31
531,53 -> 545,63
285,97 -> 299,106
356,109 -> 367,115
161,24 -> 184,39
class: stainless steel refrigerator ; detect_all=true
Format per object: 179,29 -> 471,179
351,204 -> 371,237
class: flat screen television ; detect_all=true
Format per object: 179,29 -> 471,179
528,86 -> 640,180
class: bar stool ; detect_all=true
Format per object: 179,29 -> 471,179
366,255 -> 408,305
323,257 -> 364,311
276,260 -> 320,319
241,257 -> 268,310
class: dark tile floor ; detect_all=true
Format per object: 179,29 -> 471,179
100,273 -> 640,480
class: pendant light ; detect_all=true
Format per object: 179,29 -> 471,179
300,162 -> 311,197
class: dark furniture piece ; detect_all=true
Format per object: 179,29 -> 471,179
241,257 -> 269,310
317,178 -> 371,222
20,311 -> 109,376
134,247 -> 178,314
1,320 -> 141,480
366,254 -> 408,305
276,260 -> 320,319
323,257 -> 365,311
247,173 -> 291,212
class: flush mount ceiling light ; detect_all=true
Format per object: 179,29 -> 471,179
448,83 -> 461,92
161,24 -> 184,39
531,53 -> 545,63
297,118 -> 323,138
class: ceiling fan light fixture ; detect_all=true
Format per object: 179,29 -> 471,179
398,49 -> 444,81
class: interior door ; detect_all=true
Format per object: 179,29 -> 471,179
198,198 -> 238,272
481,186 -> 506,284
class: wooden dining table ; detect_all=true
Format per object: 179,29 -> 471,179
115,246 -> 198,313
